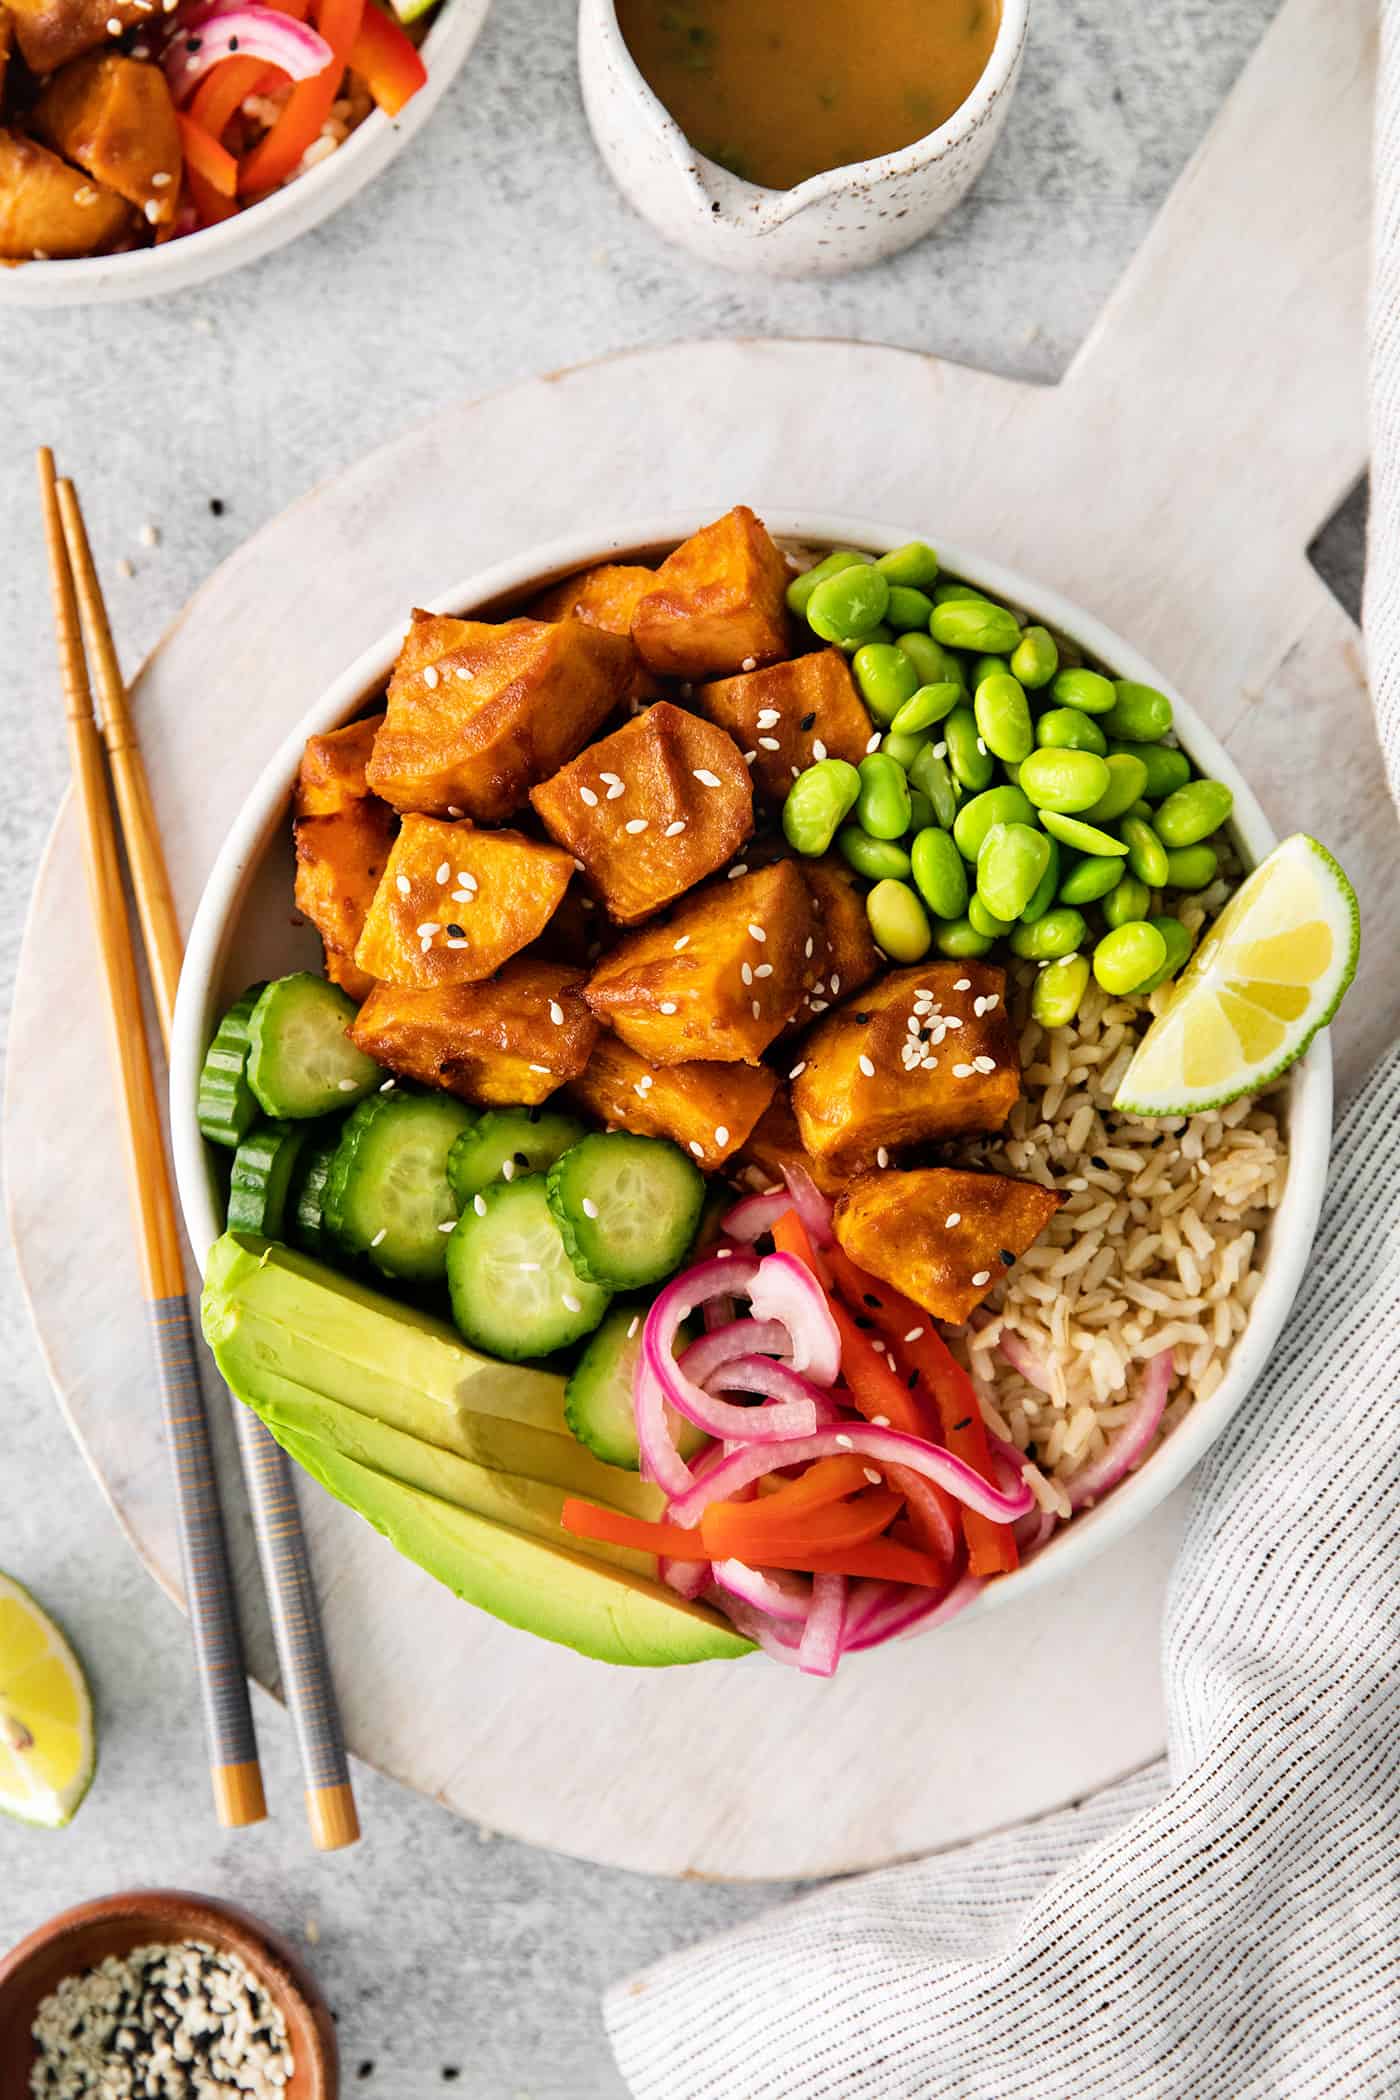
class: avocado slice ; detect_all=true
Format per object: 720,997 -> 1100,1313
275,1431 -> 751,1667
244,1365 -> 656,1580
202,1233 -> 660,1518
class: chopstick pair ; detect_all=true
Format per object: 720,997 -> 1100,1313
37,449 -> 360,1852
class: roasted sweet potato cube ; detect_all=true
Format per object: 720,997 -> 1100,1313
34,55 -> 181,229
632,507 -> 793,680
349,963 -> 597,1107
527,562 -> 659,702
295,713 -> 385,818
366,613 -> 631,823
529,700 -> 752,925
567,1033 -> 776,1172
834,1168 -> 1062,1324
733,1094 -> 851,1202
9,0 -> 146,71
0,128 -> 132,260
791,963 -> 1020,1171
585,861 -> 816,1066
294,801 -> 397,1004
354,815 -> 574,989
696,650 -> 873,802
781,856 -> 882,1036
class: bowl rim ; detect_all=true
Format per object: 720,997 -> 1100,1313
584,0 -> 1030,222
0,0 -> 490,309
170,507 -> 1332,1631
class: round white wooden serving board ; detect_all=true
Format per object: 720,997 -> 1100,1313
9,0 -> 1395,1880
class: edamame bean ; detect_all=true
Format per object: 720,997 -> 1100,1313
933,915 -> 994,959
786,548 -> 870,618
1093,920 -> 1167,996
841,622 -> 893,652
944,707 -> 996,792
886,586 -> 936,633
932,580 -> 993,606
1162,844 -> 1219,890
866,878 -> 932,963
896,632 -> 964,689
1031,954 -> 1091,1028
974,671 -> 1034,764
1036,706 -> 1107,755
930,599 -> 1022,656
1020,836 -> 1061,923
1040,811 -> 1130,857
1110,740 -> 1192,802
1019,747 -> 1112,814
1011,625 -> 1059,689
1121,813 -> 1170,887
977,822 -> 1051,922
911,826 -> 969,919
907,789 -> 934,833
892,681 -> 962,735
838,826 -> 912,882
1010,906 -> 1086,961
1050,666 -> 1116,715
967,894 -> 1014,939
856,753 -> 913,840
852,641 -> 920,725
808,565 -> 890,645
1133,915 -> 1194,993
876,541 -> 940,589
909,744 -> 960,830
879,730 -> 929,771
1103,680 -> 1174,742
1126,800 -> 1153,822
1103,875 -> 1151,928
782,759 -> 861,857
1081,751 -> 1149,825
1153,778 -> 1233,848
952,783 -> 1035,862
1058,854 -> 1124,905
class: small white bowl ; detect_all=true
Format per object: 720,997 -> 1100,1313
0,0 -> 490,308
171,510 -> 1332,1626
578,0 -> 1029,277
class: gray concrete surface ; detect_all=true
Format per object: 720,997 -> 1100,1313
3,0 -> 1363,2092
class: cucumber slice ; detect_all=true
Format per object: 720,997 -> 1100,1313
290,1134 -> 340,1257
325,1091 -> 475,1282
246,974 -> 380,1120
565,1304 -> 709,1472
446,1108 -> 586,1206
547,1134 -> 705,1291
197,983 -> 267,1149
447,1176 -> 611,1362
226,1122 -> 312,1240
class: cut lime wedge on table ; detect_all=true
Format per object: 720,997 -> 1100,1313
1114,834 -> 1358,1117
0,1573 -> 95,1829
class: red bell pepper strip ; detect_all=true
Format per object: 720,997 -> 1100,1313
237,0 -> 363,197
560,1501 -> 695,1558
825,1246 -> 1018,1577
348,0 -> 427,117
702,1488 -> 903,1563
744,1454 -> 871,1517
177,113 -> 239,197
185,166 -> 238,226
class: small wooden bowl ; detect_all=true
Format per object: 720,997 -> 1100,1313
0,1890 -> 337,2099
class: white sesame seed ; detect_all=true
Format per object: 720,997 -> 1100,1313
438,1220 -> 455,1233
448,805 -> 464,818
830,974 -> 841,995
945,1212 -> 962,1228
458,871 -> 476,890
858,1054 -> 876,1078
985,993 -> 999,1009
728,864 -> 748,879
659,1001 -> 677,1014
907,1016 -> 921,1035
809,998 -> 829,1014
105,13 -> 121,27
748,923 -> 766,943
580,785 -> 599,807
790,764 -> 800,778
379,1077 -> 396,1091
976,737 -> 988,755
422,664 -> 439,689
804,937 -> 815,959
871,1414 -> 890,1427
143,199 -> 162,224
693,768 -> 721,786
446,937 -> 469,949
626,1315 -> 640,1339
473,1194 -> 488,1215
971,1270 -> 992,1288
436,860 -> 450,883
904,1326 -> 925,1342
756,708 -> 781,728
528,1063 -> 549,1073
396,874 -> 411,896
758,736 -> 781,752
714,1125 -> 729,1146
689,1141 -> 705,1158
138,521 -> 160,546
501,1160 -> 515,1180
741,962 -> 753,986
788,1061 -> 806,1079
956,977 -> 974,992
673,935 -> 691,952
952,1062 -> 974,1078
812,739 -> 828,761
752,999 -> 762,1019
865,732 -> 882,754
563,1293 -> 582,1312
338,1078 -> 359,1091
416,921 -> 440,936
945,1015 -> 963,1028
754,963 -> 773,979
741,655 -> 757,672
639,1074 -> 653,1090
600,770 -> 621,786
370,1228 -> 387,1246
607,780 -> 626,798
74,184 -> 99,206
864,1468 -> 882,1485
664,819 -> 687,836
582,1197 -> 599,1218
115,556 -> 134,578
974,1054 -> 998,1073
549,1001 -> 565,1025
835,1433 -> 853,1449
625,817 -> 649,834
151,169 -> 173,186
933,741 -> 948,759
877,1147 -> 889,1167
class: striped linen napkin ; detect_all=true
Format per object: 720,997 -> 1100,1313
604,26 -> 1400,2096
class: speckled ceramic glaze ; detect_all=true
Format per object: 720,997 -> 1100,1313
578,0 -> 1029,276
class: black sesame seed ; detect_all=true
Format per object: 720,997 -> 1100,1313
999,1249 -> 1015,1266
527,1106 -> 542,1123
952,1416 -> 971,1431
441,2070 -> 461,2084
854,1314 -> 874,1331
906,1370 -> 918,1389
357,2065 -> 376,2081
446,922 -> 465,938
862,1292 -> 881,1308
227,32 -> 238,44
1090,1154 -> 1108,1169
854,1011 -> 871,1024
513,1151 -> 529,1167
185,32 -> 201,47
799,711 -> 816,731
209,497 -> 225,516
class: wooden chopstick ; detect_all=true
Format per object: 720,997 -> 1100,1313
38,448 -> 267,1833
48,464 -> 361,1854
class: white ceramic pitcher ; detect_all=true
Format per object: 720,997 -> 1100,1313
578,0 -> 1030,278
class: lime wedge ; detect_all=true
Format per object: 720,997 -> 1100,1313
0,1573 -> 96,1829
1114,833 -> 1358,1117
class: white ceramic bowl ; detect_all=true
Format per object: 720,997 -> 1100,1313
171,510 -> 1332,1625
578,0 -> 1029,277
0,0 -> 489,308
